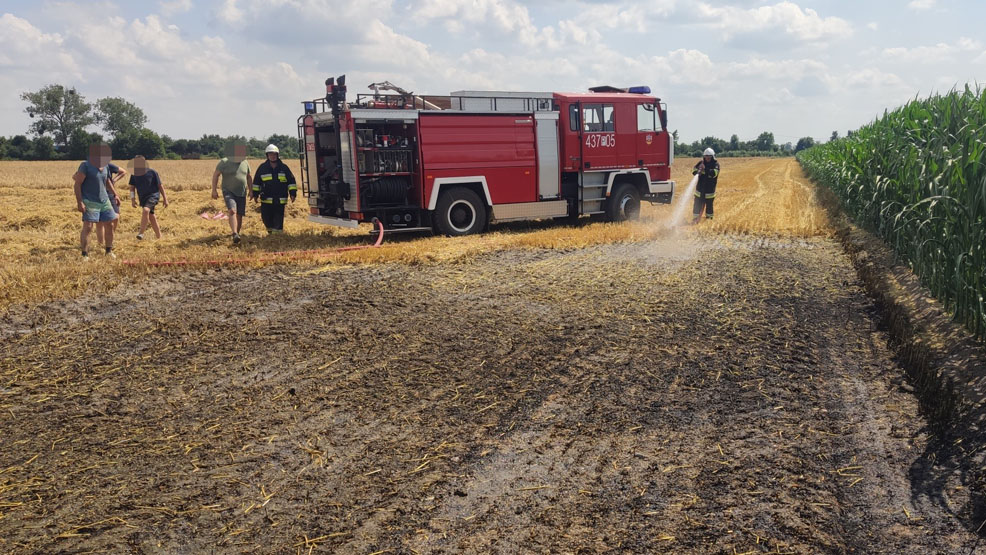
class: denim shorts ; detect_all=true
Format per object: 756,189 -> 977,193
83,199 -> 118,223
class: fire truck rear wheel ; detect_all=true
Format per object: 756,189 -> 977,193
607,183 -> 641,222
435,187 -> 487,236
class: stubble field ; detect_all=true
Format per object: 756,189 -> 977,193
1,157 -> 981,553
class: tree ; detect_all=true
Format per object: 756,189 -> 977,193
830,130 -> 839,142
67,129 -> 105,160
794,136 -> 816,152
110,132 -> 138,160
96,97 -> 147,139
160,134 -> 180,159
753,131 -> 776,152
168,138 -> 196,158
198,134 -> 225,157
29,136 -> 57,160
266,133 -> 298,158
729,134 -> 740,152
111,129 -> 164,160
20,84 -> 95,149
248,137 -> 268,158
133,129 -> 165,159
6,135 -> 32,160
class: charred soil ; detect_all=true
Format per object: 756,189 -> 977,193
0,231 -> 980,553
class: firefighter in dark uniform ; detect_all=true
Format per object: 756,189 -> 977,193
252,144 -> 297,233
692,147 -> 720,224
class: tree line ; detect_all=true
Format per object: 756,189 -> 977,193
3,83 -> 832,161
673,131 -> 836,157
0,84 -> 299,161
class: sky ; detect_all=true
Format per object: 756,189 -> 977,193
1,0 -> 984,145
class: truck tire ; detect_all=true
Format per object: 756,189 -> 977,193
607,183 -> 641,222
434,187 -> 487,236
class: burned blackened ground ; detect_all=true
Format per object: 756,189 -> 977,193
0,233 -> 978,553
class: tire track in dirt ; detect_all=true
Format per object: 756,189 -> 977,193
707,158 -> 828,237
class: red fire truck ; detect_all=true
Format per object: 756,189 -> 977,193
297,75 -> 674,235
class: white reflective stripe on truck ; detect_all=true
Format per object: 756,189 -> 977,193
427,176 -> 493,211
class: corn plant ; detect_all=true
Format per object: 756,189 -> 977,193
798,85 -> 986,341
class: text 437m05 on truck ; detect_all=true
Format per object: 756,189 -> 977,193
297,76 -> 675,235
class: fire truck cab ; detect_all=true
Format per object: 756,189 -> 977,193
298,77 -> 674,235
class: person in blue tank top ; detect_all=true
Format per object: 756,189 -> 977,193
73,143 -> 126,259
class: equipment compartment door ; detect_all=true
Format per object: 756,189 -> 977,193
419,113 -> 537,205
535,112 -> 560,199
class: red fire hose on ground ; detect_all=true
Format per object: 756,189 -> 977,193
122,219 -> 385,267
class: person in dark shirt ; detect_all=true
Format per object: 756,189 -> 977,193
128,155 -> 169,239
251,144 -> 297,234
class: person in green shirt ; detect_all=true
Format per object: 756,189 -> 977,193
211,142 -> 252,244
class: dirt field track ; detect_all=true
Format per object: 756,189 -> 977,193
1,158 -> 982,553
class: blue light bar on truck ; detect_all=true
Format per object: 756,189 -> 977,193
304,102 -> 316,113
627,86 -> 651,94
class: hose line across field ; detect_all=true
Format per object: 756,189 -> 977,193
122,219 -> 386,267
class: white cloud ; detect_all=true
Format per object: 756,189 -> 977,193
882,38 -> 983,64
842,68 -> 907,90
2,1 -> 984,145
412,0 -> 534,33
0,13 -> 77,75
213,0 -> 395,47
725,57 -> 827,81
754,87 -> 796,106
357,19 -> 435,70
698,1 -> 852,45
215,0 -> 244,25
3,5 -> 312,138
160,0 -> 193,16
664,49 -> 715,85
562,1 -> 676,33
409,0 -> 558,48
907,0 -> 936,10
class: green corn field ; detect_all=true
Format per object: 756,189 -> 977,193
797,86 -> 986,341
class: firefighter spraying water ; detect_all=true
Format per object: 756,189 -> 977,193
692,147 -> 720,223
296,77 -> 675,235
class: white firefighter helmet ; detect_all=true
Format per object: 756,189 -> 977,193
703,147 -> 715,157
265,144 -> 280,154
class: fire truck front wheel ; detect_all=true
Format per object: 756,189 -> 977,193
607,183 -> 641,222
434,187 -> 487,236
